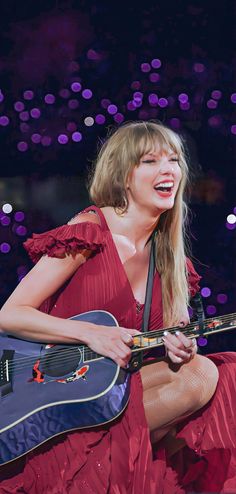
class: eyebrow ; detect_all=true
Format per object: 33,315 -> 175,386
143,151 -> 178,157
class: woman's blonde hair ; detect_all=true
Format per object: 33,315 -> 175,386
89,121 -> 190,327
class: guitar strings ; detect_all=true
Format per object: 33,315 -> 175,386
2,312 -> 236,374
2,313 -> 236,373
1,313 -> 236,375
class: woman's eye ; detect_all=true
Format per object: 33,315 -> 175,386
170,158 -> 179,163
141,159 -> 156,164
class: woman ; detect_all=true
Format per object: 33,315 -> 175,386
0,121 -> 235,493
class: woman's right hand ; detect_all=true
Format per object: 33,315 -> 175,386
83,325 -> 141,368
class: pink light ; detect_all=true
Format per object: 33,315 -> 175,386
131,81 -> 141,90
230,93 -> 236,104
127,101 -> 136,111
170,118 -> 181,129
14,101 -> 25,112
158,98 -> 168,108
0,91 -> 4,103
231,125 -> 236,135
107,104 -> 118,115
23,90 -> 34,100
217,293 -> 228,304
201,287 -> 211,297
149,73 -> 160,83
41,136 -> 52,147
133,92 -> 143,101
151,58 -> 162,69
101,99 -> 111,109
193,63 -> 205,73
30,108 -> 41,119
0,215 -> 11,226
67,122 -> 77,132
17,141 -> 28,152
82,89 -> 93,99
180,102 -> 190,111
19,111 -> 30,122
0,116 -> 10,126
206,305 -> 217,316
113,113 -> 124,123
44,94 -> 55,104
72,131 -> 82,142
208,116 -> 222,128
178,93 -> 188,104
20,123 -> 29,133
14,211 -> 25,222
16,225 -> 27,236
57,134 -> 68,145
0,242 -> 11,253
31,133 -> 41,144
59,89 -> 70,99
148,94 -> 158,106
211,90 -> 222,100
68,99 -> 79,109
141,63 -> 151,73
71,82 -> 82,93
95,114 -> 105,124
207,99 -> 218,109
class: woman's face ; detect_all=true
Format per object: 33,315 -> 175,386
126,148 -> 182,215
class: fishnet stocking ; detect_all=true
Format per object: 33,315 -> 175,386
141,354 -> 219,435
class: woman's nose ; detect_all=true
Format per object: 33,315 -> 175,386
159,157 -> 174,174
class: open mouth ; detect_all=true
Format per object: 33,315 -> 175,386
154,181 -> 174,193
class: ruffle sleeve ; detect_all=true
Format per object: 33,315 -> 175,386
23,222 -> 105,264
186,257 -> 201,297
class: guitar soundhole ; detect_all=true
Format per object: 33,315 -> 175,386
40,346 -> 82,377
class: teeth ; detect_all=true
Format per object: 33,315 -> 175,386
154,182 -> 173,189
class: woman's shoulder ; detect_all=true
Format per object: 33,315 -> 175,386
24,208 -> 105,264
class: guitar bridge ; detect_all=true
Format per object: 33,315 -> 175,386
0,350 -> 14,396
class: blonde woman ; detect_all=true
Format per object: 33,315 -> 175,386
0,121 -> 235,493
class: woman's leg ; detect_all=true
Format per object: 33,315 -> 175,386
141,354 -> 219,441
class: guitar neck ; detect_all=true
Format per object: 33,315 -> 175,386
130,312 -> 236,355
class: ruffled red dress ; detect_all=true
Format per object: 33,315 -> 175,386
1,206 -> 236,494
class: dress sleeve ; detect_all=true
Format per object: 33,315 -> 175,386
23,222 -> 105,264
186,258 -> 202,297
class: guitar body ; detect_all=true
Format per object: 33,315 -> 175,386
0,311 -> 130,466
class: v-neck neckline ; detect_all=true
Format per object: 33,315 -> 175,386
89,206 -> 155,307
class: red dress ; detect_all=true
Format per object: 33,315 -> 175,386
1,206 -> 236,494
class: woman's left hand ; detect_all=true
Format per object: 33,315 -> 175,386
162,323 -> 198,364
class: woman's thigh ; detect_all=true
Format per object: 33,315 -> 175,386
140,355 -> 219,432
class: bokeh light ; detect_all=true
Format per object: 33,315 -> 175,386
2,203 -> 13,214
0,215 -> 11,226
0,243 -> 11,254
95,114 -> 105,125
151,58 -> 162,69
17,141 -> 28,152
41,136 -> 52,147
217,293 -> 228,304
14,101 -> 25,112
44,93 -> 55,104
31,133 -> 41,144
82,89 -> 93,99
72,131 -> 82,142
0,116 -> 10,126
16,225 -> 27,236
23,90 -> 34,100
206,305 -> 217,316
30,108 -> 41,119
57,134 -> 68,144
227,214 -> 236,224
201,287 -> 211,297
107,104 -> 118,115
14,211 -> 25,222
84,116 -> 94,126
71,82 -> 82,93
141,63 -> 151,73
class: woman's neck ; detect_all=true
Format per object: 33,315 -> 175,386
101,205 -> 159,251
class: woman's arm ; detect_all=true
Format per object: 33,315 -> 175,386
0,214 -> 139,367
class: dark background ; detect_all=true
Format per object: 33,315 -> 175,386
0,0 -> 235,353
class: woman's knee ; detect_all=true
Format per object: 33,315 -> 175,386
182,354 -> 219,411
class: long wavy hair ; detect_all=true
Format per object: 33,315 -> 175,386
89,121 -> 190,327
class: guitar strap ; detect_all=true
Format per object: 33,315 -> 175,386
128,231 -> 157,372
